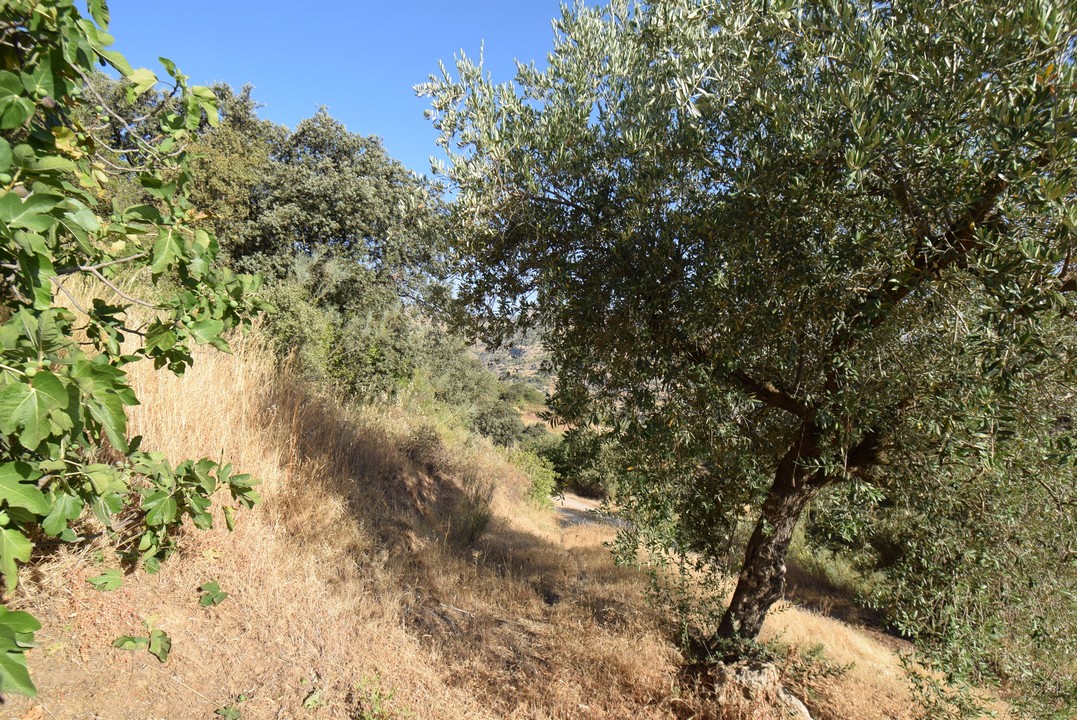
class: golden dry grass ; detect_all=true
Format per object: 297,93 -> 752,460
4,325 -> 959,719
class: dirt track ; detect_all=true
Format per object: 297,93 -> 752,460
554,492 -> 626,528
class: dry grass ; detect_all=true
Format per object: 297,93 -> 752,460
4,325 -> 957,719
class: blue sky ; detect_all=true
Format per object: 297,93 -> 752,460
104,1 -> 571,176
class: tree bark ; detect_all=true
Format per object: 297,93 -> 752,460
714,430 -> 823,646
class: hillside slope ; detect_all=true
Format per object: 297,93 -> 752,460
6,329 -> 982,719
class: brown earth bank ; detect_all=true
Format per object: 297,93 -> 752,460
3,331 -> 1000,720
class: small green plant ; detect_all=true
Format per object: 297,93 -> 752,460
350,673 -> 410,720
199,580 -> 229,606
302,686 -> 325,710
510,449 -> 557,507
776,641 -> 854,702
112,628 -> 171,663
86,568 -> 123,592
214,695 -> 248,719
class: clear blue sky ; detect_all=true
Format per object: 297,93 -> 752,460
104,1 -> 572,176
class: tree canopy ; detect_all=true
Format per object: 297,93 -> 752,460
422,0 -> 1076,710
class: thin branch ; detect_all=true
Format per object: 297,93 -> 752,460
50,276 -> 89,314
87,267 -> 159,309
56,252 -> 149,276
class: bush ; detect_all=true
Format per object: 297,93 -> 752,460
473,399 -> 525,447
510,450 -> 558,507
500,381 -> 545,407
519,423 -> 561,457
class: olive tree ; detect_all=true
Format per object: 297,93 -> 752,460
420,0 -> 1075,694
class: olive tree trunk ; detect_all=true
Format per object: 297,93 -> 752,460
714,433 -> 824,645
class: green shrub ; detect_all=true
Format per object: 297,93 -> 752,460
519,423 -> 561,458
550,428 -> 622,499
510,450 -> 558,508
473,399 -> 525,447
500,381 -> 545,408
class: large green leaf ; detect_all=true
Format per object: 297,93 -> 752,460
0,462 -> 50,515
142,491 -> 177,527
16,248 -> 56,310
0,372 -> 70,450
88,0 -> 111,30
0,192 -> 60,232
112,635 -> 149,650
0,528 -> 32,593
126,68 -> 157,99
41,491 -> 83,537
147,629 -> 171,662
90,492 -> 124,528
0,72 -> 33,129
20,55 -> 55,99
198,580 -> 228,607
0,644 -> 36,697
150,227 -> 182,275
87,568 -> 122,591
0,608 -> 40,635
84,391 -> 128,451
189,318 -> 224,346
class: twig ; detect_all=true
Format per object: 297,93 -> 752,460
439,602 -> 474,616
50,276 -> 89,314
57,252 -> 150,276
87,267 -> 159,309
148,663 -> 221,706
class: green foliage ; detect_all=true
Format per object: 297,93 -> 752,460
426,342 -> 500,408
147,628 -> 171,662
422,0 -> 1076,711
351,673 -> 411,720
0,605 -> 39,696
198,580 -> 228,606
215,694 -> 252,720
548,428 -> 622,499
509,449 -> 557,508
112,635 -> 149,650
112,628 -> 171,663
112,624 -> 171,658
303,686 -> 325,709
176,95 -> 452,401
518,422 -> 560,458
899,653 -> 994,720
472,398 -> 525,447
86,568 -> 122,592
500,381 -> 544,408
0,0 -> 265,696
214,704 -> 243,720
187,85 -> 285,244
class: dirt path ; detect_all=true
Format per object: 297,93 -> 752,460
554,492 -> 626,528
